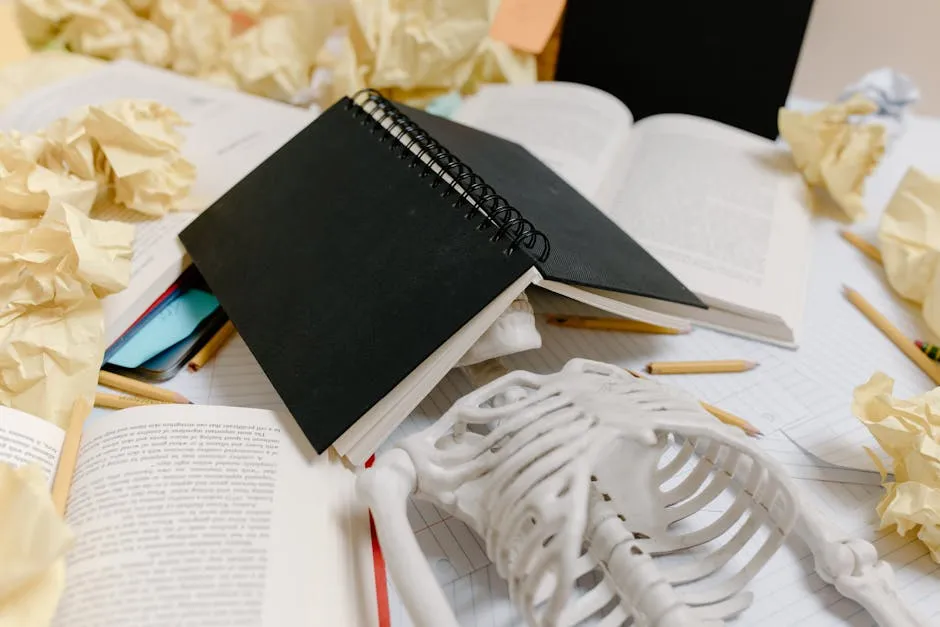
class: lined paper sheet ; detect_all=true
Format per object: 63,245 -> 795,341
508,303 -> 885,483
746,479 -> 940,627
92,334 -> 287,424
514,214 -> 934,474
100,334 -> 283,414
759,432 -> 883,486
165,335 -> 288,413
774,220 -> 933,471
378,379 -> 939,626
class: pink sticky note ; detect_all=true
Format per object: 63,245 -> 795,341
490,0 -> 566,55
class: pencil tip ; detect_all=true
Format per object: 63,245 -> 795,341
644,364 -> 653,374
746,361 -> 759,370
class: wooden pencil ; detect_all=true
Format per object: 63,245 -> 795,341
843,286 -> 940,385
916,340 -> 940,362
94,392 -> 171,410
840,230 -> 883,264
188,320 -> 236,372
98,370 -> 190,404
545,315 -> 688,335
625,369 -> 761,437
646,360 -> 758,375
699,402 -> 763,438
51,398 -> 91,516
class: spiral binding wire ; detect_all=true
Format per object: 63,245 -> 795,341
346,89 -> 550,262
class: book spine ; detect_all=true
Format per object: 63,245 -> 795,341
346,90 -> 551,262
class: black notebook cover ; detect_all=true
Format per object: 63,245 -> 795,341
400,105 -> 703,308
179,100 -> 535,453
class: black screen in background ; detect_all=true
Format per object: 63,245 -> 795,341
554,1 -> 815,140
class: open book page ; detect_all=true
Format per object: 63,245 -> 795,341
0,406 -> 64,484
54,405 -> 376,627
599,113 -> 812,332
452,82 -> 633,201
0,61 -> 317,345
453,84 -> 812,339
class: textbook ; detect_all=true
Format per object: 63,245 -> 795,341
0,404 -> 380,626
455,82 -> 813,347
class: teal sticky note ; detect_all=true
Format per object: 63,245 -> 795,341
109,289 -> 219,368
425,92 -> 463,119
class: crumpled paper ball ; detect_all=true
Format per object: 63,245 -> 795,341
778,95 -> 886,221
0,463 -> 73,627
878,167 -> 940,337
17,0 -> 173,63
225,14 -> 312,103
78,100 -> 196,216
0,99 -> 192,426
0,99 -> 195,219
31,99 -> 196,217
150,0 -> 232,81
853,372 -> 940,563
309,0 -> 536,108
839,67 -> 920,148
15,0 -> 337,105
0,202 -> 134,426
0,136 -> 98,218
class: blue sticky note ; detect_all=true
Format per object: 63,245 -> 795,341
108,289 -> 219,368
425,92 -> 463,119
104,287 -> 181,363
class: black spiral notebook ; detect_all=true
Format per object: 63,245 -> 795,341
179,90 -> 701,463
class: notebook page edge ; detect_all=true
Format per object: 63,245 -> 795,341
335,268 -> 544,465
540,280 -> 692,332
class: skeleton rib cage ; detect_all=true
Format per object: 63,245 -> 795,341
360,359 -> 924,627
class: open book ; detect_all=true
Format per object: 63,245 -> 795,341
0,404 -> 379,626
0,61 -> 316,347
455,83 -> 813,347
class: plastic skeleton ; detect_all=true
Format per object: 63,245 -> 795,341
359,360 -> 924,627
